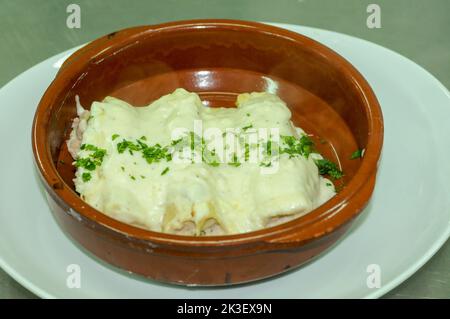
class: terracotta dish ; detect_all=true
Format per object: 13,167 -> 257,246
32,20 -> 383,285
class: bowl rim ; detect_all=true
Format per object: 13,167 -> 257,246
32,19 -> 384,248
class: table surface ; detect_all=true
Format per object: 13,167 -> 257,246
1,0 -> 449,299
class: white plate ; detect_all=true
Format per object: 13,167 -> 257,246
1,23 -> 449,299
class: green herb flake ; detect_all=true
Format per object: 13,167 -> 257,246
117,139 -> 140,154
140,135 -> 147,141
244,143 -> 250,162
75,158 -> 96,171
91,149 -> 106,161
228,153 -> 241,167
141,143 -> 171,164
259,161 -> 272,167
190,131 -> 196,151
112,134 -> 120,141
161,167 -> 170,175
80,144 -> 98,152
202,147 -> 220,167
82,172 -> 92,182
315,159 -> 344,180
75,144 -> 107,174
280,134 -> 314,158
242,124 -> 253,131
171,138 -> 182,146
299,135 -> 314,158
208,161 -> 220,167
130,175 -> 136,180
117,141 -> 128,153
350,149 -> 364,160
266,140 -> 272,156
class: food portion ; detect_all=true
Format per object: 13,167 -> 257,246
67,89 -> 342,235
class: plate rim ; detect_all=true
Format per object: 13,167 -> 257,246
271,22 -> 450,299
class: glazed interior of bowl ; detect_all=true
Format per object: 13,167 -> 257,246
35,20 -> 383,241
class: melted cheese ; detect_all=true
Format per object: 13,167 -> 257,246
73,89 -> 335,235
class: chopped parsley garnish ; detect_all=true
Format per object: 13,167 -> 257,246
350,149 -> 364,160
116,139 -> 171,164
281,134 -> 314,158
142,143 -> 172,164
299,135 -> 314,157
75,157 -> 97,171
76,144 -> 107,182
107,132 -> 344,179
260,161 -> 272,167
82,172 -> 91,182
91,149 -> 106,161
80,144 -> 94,151
315,159 -> 344,179
246,113 -> 251,117
112,134 -> 120,141
130,175 -> 136,180
117,140 -> 140,154
140,135 -> 147,141
266,139 -> 272,156
228,153 -> 241,167
76,144 -> 106,170
208,161 -> 220,167
244,143 -> 250,162
202,148 -> 220,167
189,132 -> 195,150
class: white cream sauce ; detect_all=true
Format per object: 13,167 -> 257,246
70,89 -> 335,235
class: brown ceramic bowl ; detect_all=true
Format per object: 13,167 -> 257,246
32,20 -> 383,286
